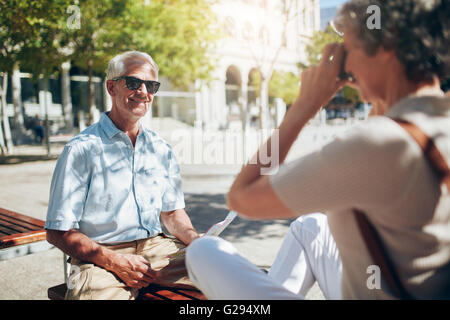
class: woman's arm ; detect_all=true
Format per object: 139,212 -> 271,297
227,43 -> 347,219
226,101 -> 312,219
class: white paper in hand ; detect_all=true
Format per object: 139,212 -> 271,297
205,211 -> 237,237
168,211 -> 238,259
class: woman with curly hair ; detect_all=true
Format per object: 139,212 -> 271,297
185,0 -> 450,300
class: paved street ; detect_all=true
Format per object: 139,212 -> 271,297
0,144 -> 324,300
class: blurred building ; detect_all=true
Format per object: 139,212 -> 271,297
113,0 -> 321,131
4,0 -> 320,134
163,0 -> 321,130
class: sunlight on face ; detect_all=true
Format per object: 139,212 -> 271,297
114,62 -> 156,120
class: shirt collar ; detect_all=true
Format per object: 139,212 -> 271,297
99,112 -> 122,139
386,93 -> 450,119
100,111 -> 147,141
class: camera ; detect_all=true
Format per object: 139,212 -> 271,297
338,50 -> 355,82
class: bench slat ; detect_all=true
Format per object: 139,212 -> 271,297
0,217 -> 33,234
48,283 -> 206,300
141,289 -> 198,300
0,208 -> 47,249
0,213 -> 44,231
0,230 -> 47,249
0,226 -> 14,236
139,284 -> 206,300
0,208 -> 45,228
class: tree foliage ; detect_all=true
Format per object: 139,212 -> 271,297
0,0 -> 72,153
124,0 -> 220,89
248,68 -> 300,108
1,0 -> 220,88
65,0 -> 131,74
268,71 -> 299,107
305,25 -> 342,66
64,0 -> 220,88
1,0 -> 72,77
0,0 -> 220,150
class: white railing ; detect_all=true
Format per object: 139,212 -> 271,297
158,120 -> 365,167
5,102 -> 63,119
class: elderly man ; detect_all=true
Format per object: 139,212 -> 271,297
45,51 -> 200,300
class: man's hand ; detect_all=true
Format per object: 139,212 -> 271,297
106,253 -> 157,289
47,229 -> 158,289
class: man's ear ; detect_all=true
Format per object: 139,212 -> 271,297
106,80 -> 116,97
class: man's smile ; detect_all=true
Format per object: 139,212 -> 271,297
129,97 -> 150,104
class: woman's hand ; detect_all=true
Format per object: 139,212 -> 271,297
291,43 -> 348,119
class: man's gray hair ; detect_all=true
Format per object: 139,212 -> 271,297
106,51 -> 159,80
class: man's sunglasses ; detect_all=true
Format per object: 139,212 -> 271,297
112,76 -> 160,94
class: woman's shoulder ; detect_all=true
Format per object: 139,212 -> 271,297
322,116 -> 427,175
336,116 -> 413,151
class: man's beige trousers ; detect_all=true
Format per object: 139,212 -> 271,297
65,233 -> 195,300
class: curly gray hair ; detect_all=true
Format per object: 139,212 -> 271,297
333,0 -> 449,82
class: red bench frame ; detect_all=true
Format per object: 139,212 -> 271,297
0,207 -> 47,249
48,283 -> 206,300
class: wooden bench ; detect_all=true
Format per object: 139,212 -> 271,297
0,207 -> 52,261
49,246 -> 206,300
48,283 -> 206,300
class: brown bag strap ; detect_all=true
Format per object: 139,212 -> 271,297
393,118 -> 450,190
354,117 -> 449,299
353,209 -> 414,299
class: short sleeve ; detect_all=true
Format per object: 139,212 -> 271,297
45,144 -> 90,231
269,119 -> 413,215
161,149 -> 185,212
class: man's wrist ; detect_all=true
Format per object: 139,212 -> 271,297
95,246 -> 117,271
184,229 -> 201,245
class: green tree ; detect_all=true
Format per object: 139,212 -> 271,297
64,0 -> 131,122
0,0 -> 41,152
305,25 -> 342,65
268,71 -> 299,107
13,0 -> 72,156
1,0 -> 221,150
250,69 -> 300,108
124,0 -> 220,89
66,0 -> 220,122
0,0 -> 71,153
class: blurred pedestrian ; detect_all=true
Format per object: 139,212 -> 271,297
32,114 -> 44,144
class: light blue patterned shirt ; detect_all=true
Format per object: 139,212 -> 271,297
45,112 -> 185,243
